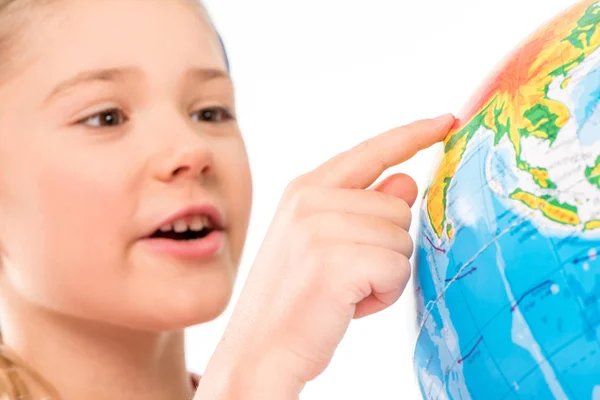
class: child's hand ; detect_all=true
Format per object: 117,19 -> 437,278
196,114 -> 455,399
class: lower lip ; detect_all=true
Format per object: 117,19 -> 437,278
140,230 -> 225,260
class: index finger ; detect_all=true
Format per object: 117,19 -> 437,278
309,113 -> 455,189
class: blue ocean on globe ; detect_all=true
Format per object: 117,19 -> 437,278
413,2 -> 600,399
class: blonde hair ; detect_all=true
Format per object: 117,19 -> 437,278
0,344 -> 59,399
0,0 -> 224,398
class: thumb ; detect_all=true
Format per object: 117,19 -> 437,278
371,173 -> 419,207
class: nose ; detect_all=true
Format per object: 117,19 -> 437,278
165,145 -> 212,181
153,126 -> 214,184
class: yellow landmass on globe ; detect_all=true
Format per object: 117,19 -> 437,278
427,134 -> 470,238
446,224 -> 454,240
427,1 -> 600,238
589,162 -> 600,178
510,189 -> 581,226
584,220 -> 600,230
561,77 -> 572,89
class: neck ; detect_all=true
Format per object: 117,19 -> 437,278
0,293 -> 194,400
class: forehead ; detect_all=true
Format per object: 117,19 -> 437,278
7,0 -> 225,83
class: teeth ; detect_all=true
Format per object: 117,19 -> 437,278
157,215 -> 213,234
159,223 -> 172,232
190,216 -> 205,232
173,219 -> 188,233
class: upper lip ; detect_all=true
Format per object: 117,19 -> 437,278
144,203 -> 226,238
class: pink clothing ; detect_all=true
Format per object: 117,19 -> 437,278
190,372 -> 200,391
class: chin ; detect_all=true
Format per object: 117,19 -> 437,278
118,296 -> 231,333
142,272 -> 235,331
114,249 -> 240,331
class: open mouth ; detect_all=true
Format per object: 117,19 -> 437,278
149,215 -> 216,241
150,228 -> 212,241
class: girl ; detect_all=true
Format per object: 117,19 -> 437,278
0,0 -> 454,398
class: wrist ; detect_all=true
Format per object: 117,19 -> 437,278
194,343 -> 304,400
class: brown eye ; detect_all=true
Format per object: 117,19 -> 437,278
80,108 -> 128,128
191,107 -> 233,123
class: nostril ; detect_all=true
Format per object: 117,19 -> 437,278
172,166 -> 188,176
171,164 -> 211,178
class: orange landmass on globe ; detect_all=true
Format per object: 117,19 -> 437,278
427,1 -> 600,239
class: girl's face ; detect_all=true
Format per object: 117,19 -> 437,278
0,0 -> 252,330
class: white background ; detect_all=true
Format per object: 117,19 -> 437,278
186,1 -> 578,398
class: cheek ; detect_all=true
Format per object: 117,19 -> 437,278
0,154 -> 132,310
216,139 -> 253,254
37,163 -> 128,249
231,141 -> 253,215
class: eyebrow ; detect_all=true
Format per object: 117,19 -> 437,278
185,67 -> 230,83
44,66 -> 230,104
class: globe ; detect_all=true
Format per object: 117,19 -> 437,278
413,1 -> 600,399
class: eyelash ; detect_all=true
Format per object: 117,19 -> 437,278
77,106 -> 235,128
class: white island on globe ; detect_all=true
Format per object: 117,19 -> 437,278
414,1 -> 600,399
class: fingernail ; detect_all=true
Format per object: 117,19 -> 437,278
433,113 -> 455,129
434,113 -> 455,122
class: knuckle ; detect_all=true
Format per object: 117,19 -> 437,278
356,139 -> 372,153
372,191 -> 412,229
380,217 -> 401,238
374,249 -> 411,289
370,188 -> 390,203
284,172 -> 320,197
283,176 -> 307,198
376,152 -> 391,172
395,196 -> 411,214
357,140 -> 390,171
283,182 -> 317,217
394,253 -> 412,283
393,197 -> 412,228
343,279 -> 371,305
400,230 -> 415,258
